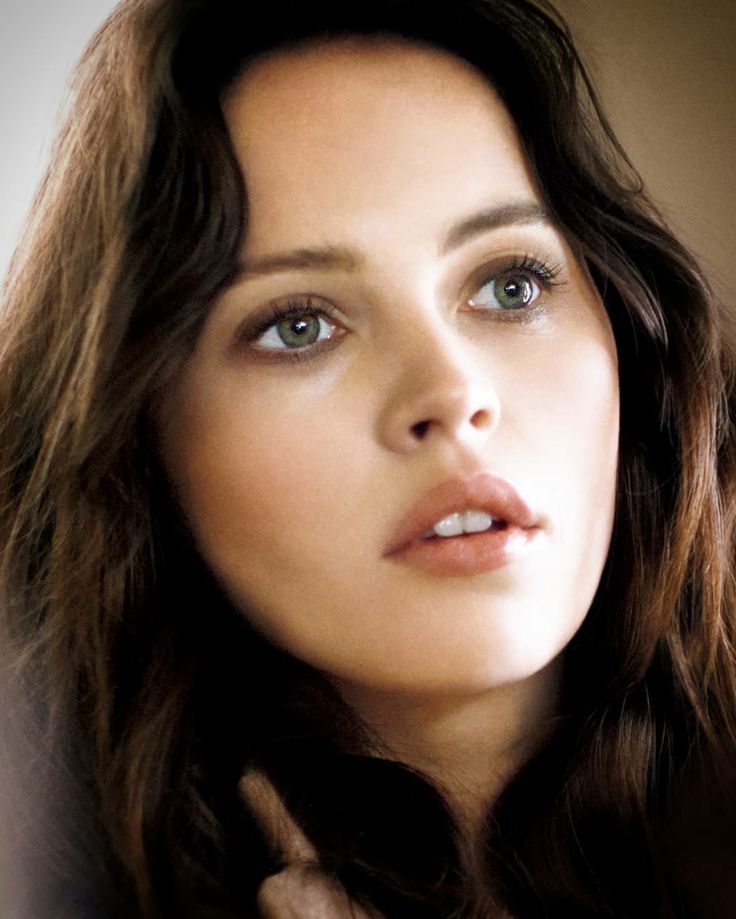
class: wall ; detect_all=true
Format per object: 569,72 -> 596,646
553,0 -> 736,308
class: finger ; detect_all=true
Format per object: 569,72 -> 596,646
241,769 -> 384,918
257,863 -> 376,919
240,768 -> 317,864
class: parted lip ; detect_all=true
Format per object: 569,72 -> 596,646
383,471 -> 540,557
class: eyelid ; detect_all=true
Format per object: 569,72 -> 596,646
232,295 -> 347,362
230,250 -> 567,361
462,252 -> 564,315
468,252 -> 562,290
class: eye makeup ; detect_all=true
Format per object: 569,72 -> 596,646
231,295 -> 347,364
466,253 -> 563,320
229,248 -> 567,364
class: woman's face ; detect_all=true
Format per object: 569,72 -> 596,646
158,40 -> 619,697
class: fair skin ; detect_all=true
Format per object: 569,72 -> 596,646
158,38 -> 619,855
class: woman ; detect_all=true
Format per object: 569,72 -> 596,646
1,0 -> 734,916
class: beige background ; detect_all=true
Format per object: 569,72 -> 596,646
554,0 -> 736,308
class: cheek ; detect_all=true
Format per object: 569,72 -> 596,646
568,329 -> 619,486
159,368 -> 362,595
551,340 -> 618,478
532,322 -> 619,584
515,312 -> 619,476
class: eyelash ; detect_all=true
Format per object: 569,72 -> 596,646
240,297 -> 344,364
238,253 -> 563,363
468,254 -> 562,319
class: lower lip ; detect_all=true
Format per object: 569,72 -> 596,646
386,526 -> 541,577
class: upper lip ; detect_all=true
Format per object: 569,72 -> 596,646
384,471 -> 540,556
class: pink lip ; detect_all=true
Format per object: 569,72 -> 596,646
383,471 -> 542,577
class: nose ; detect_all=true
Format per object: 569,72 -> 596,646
377,321 -> 500,454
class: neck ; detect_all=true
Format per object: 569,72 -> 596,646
334,657 -> 562,839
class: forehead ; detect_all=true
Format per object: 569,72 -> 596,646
222,39 -> 541,257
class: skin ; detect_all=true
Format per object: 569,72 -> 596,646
157,40 -> 619,844
240,769 -> 379,918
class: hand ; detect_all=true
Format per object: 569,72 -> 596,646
240,769 -> 381,919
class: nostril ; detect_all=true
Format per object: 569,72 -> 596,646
410,408 -> 491,441
470,408 -> 492,428
411,420 -> 431,440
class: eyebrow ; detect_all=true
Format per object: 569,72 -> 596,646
440,200 -> 549,254
235,200 -> 550,280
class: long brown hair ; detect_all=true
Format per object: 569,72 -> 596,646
2,0 -> 735,915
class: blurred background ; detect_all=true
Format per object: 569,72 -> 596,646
1,0 -> 735,308
555,0 -> 736,311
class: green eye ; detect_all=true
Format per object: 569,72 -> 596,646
471,272 -> 541,311
274,314 -> 323,348
255,311 -> 336,350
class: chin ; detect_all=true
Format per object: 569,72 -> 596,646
328,641 -> 564,699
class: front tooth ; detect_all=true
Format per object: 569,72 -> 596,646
432,510 -> 495,538
463,510 -> 494,533
433,512 -> 464,537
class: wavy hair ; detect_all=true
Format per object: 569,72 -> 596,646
1,0 -> 735,915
